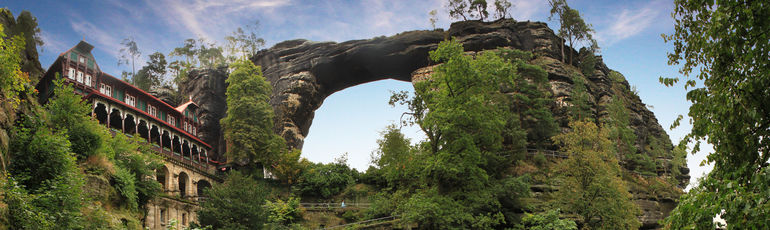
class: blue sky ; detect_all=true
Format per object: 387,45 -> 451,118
3,0 -> 710,188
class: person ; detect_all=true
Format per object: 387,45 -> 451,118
341,200 -> 346,208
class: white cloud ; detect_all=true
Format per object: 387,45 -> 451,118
39,30 -> 68,55
69,19 -> 123,58
144,0 -> 290,41
509,0 -> 546,21
596,1 -> 666,46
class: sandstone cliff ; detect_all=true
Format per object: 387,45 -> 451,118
183,19 -> 687,229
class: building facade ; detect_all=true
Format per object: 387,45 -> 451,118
36,41 -> 221,229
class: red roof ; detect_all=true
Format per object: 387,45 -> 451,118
175,99 -> 198,113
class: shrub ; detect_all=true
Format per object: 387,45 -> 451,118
198,171 -> 269,229
297,162 -> 355,198
112,167 -> 138,211
265,197 -> 303,225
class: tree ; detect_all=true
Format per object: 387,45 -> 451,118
428,10 -> 438,30
493,0 -> 513,20
389,39 -> 530,228
45,78 -> 103,160
371,125 -> 417,188
447,0 -> 469,21
197,38 -> 225,68
552,121 -> 640,229
224,21 -> 265,61
548,0 -> 596,65
497,49 -> 558,148
0,23 -> 30,110
197,171 -> 269,229
468,0 -> 489,21
118,37 -> 141,82
220,59 -> 285,171
661,0 -> 770,229
568,76 -> 593,122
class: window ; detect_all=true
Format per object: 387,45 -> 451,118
160,208 -> 166,224
85,74 -> 92,87
149,105 -> 157,117
99,83 -> 112,96
67,68 -> 75,78
79,56 -> 85,63
183,122 -> 188,132
168,116 -> 175,126
76,71 -> 84,83
126,94 -> 136,107
193,127 -> 196,136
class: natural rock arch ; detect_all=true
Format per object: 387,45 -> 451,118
250,20 -> 564,149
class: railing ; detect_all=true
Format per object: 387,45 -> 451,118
300,203 -> 371,210
319,216 -> 398,230
150,145 -> 212,172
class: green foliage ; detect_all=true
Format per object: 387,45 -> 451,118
0,23 -> 31,109
221,59 -> 285,170
132,52 -> 167,91
552,121 -> 640,229
578,47 -> 596,77
609,70 -> 625,83
198,171 -> 269,230
102,133 -> 163,208
568,76 -> 593,122
661,1 -> 770,228
9,116 -> 77,191
493,0 -> 513,20
603,96 -> 654,174
0,178 -> 54,229
385,39 -> 532,228
224,21 -> 265,61
468,0 -> 489,21
371,125 -> 419,188
112,167 -> 138,211
548,0 -> 597,65
272,149 -> 310,185
498,48 -> 558,147
46,78 -> 103,160
516,209 -> 577,230
297,162 -> 355,198
265,197 -> 303,225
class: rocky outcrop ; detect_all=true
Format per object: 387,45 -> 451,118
181,19 -> 685,228
178,67 -> 229,161
252,19 -> 568,149
0,9 -> 45,169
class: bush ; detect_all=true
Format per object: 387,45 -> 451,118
296,162 -> 355,198
533,153 -> 547,167
112,167 -> 138,211
517,209 -> 577,230
198,171 -> 269,229
9,117 -> 77,191
265,197 -> 303,225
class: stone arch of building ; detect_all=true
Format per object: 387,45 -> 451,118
178,172 -> 189,198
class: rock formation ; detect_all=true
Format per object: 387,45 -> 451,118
183,19 -> 687,228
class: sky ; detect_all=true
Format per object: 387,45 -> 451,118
3,0 -> 711,189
